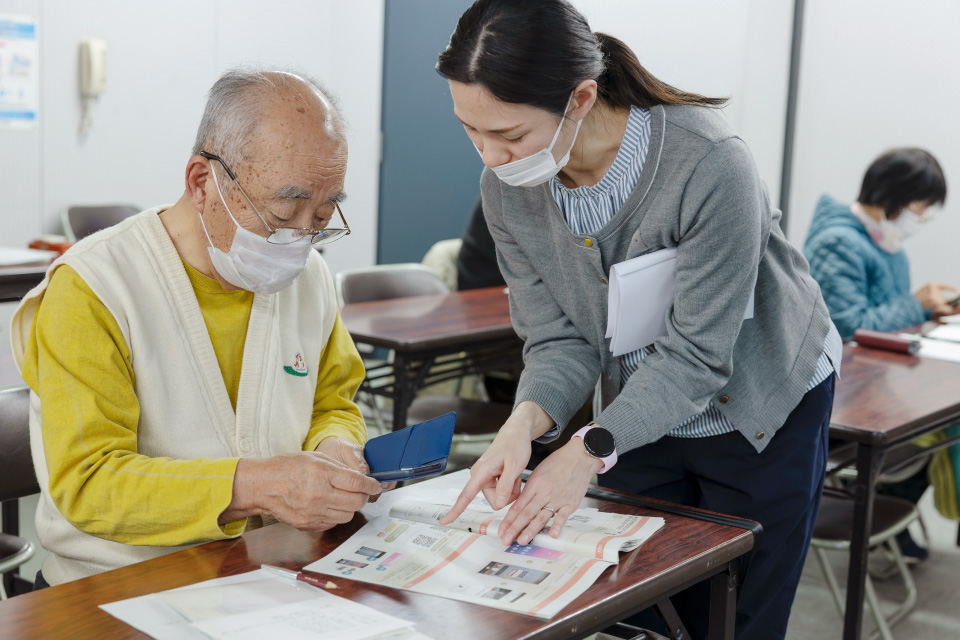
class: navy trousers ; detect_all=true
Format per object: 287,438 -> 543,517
600,375 -> 834,640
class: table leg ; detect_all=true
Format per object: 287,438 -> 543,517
707,559 -> 739,640
391,354 -> 412,432
843,443 -> 884,640
653,598 -> 690,640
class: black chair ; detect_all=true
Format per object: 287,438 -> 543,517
0,386 -> 40,598
61,205 -> 139,242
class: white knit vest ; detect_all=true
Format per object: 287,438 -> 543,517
10,206 -> 339,585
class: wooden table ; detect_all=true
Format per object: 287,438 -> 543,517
830,340 -> 960,640
0,265 -> 46,303
0,479 -> 759,640
341,287 -> 523,430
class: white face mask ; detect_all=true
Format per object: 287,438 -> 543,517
891,207 -> 923,242
198,166 -> 313,294
850,203 -> 923,255
481,92 -> 583,188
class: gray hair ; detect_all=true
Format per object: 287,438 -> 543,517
191,66 -> 345,167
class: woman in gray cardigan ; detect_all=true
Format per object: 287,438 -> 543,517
436,1 -> 841,637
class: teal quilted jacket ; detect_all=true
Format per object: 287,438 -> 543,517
803,194 -> 925,341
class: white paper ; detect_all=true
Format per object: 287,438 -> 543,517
0,247 -> 56,267
925,325 -> 960,343
100,569 -> 421,640
898,334 -> 960,364
939,314 -> 960,325
606,248 -> 755,357
0,16 -> 39,130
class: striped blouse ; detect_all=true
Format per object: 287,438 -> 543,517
550,105 -> 839,438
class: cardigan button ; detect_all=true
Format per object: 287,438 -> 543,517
239,438 -> 251,452
584,238 -> 593,247
600,276 -> 608,285
718,395 -> 729,404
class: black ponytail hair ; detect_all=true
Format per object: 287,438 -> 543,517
436,0 -> 726,117
858,148 -> 947,219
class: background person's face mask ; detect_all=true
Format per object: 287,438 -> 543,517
851,203 -> 923,255
482,93 -> 583,188
198,167 -> 313,294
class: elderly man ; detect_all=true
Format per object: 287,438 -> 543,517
10,68 -> 383,588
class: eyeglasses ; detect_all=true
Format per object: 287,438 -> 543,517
199,151 -> 351,245
905,204 -> 933,224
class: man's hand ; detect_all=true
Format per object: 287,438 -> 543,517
316,437 -> 396,497
221,452 -> 383,531
316,437 -> 368,473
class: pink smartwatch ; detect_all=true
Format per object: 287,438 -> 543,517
571,425 -> 618,474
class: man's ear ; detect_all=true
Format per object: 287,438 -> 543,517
185,155 -> 211,212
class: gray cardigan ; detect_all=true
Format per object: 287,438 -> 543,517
481,104 -> 833,454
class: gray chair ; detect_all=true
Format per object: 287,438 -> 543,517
810,490 -> 919,640
61,204 -> 139,242
335,264 -> 512,458
0,386 -> 39,598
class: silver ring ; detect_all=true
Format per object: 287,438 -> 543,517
541,506 -> 556,515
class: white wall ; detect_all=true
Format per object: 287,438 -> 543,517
0,0 -> 383,275
574,0 -> 794,204
787,0 -> 960,286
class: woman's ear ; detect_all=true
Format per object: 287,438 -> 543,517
570,79 -> 598,120
184,155 -> 211,213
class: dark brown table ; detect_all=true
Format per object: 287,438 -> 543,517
341,287 -> 523,430
0,476 -> 759,639
829,339 -> 960,640
0,264 -> 47,303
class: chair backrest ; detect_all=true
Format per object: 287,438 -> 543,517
421,239 -> 462,293
335,264 -> 450,307
62,205 -> 139,242
0,386 -> 39,503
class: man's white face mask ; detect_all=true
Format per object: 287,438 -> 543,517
479,92 -> 583,188
197,164 -> 313,295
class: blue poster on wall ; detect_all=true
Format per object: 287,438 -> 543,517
0,15 -> 38,130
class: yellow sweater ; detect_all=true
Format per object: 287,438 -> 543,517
20,261 -> 366,546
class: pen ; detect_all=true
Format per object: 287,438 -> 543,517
261,564 -> 340,590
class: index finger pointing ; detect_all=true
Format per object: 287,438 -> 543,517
439,472 -> 494,525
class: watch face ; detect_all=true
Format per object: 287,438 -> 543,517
584,428 -> 615,458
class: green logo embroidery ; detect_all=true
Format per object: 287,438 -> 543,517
284,352 -> 308,377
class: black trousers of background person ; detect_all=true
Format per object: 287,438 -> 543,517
600,375 -> 835,640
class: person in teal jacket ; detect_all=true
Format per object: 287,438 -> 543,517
804,148 -> 955,341
805,147 -> 955,561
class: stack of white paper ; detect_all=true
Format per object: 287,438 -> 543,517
926,325 -> 960,343
100,569 -> 430,640
606,248 -> 754,357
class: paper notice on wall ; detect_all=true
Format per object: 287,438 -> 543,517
0,15 -> 39,130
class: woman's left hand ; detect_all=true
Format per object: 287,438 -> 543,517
496,436 -> 603,546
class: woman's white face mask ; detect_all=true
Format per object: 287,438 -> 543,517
851,203 -> 926,255
478,92 -> 583,188
198,166 -> 313,294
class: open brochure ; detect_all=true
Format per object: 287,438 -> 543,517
305,482 -> 663,619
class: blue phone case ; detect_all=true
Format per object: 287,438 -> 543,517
364,412 -> 456,481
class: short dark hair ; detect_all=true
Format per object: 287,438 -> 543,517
436,0 -> 726,118
858,148 -> 947,219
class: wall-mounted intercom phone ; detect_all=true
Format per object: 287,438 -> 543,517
78,38 -> 107,134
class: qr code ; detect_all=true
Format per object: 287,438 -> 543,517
412,534 -> 438,548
